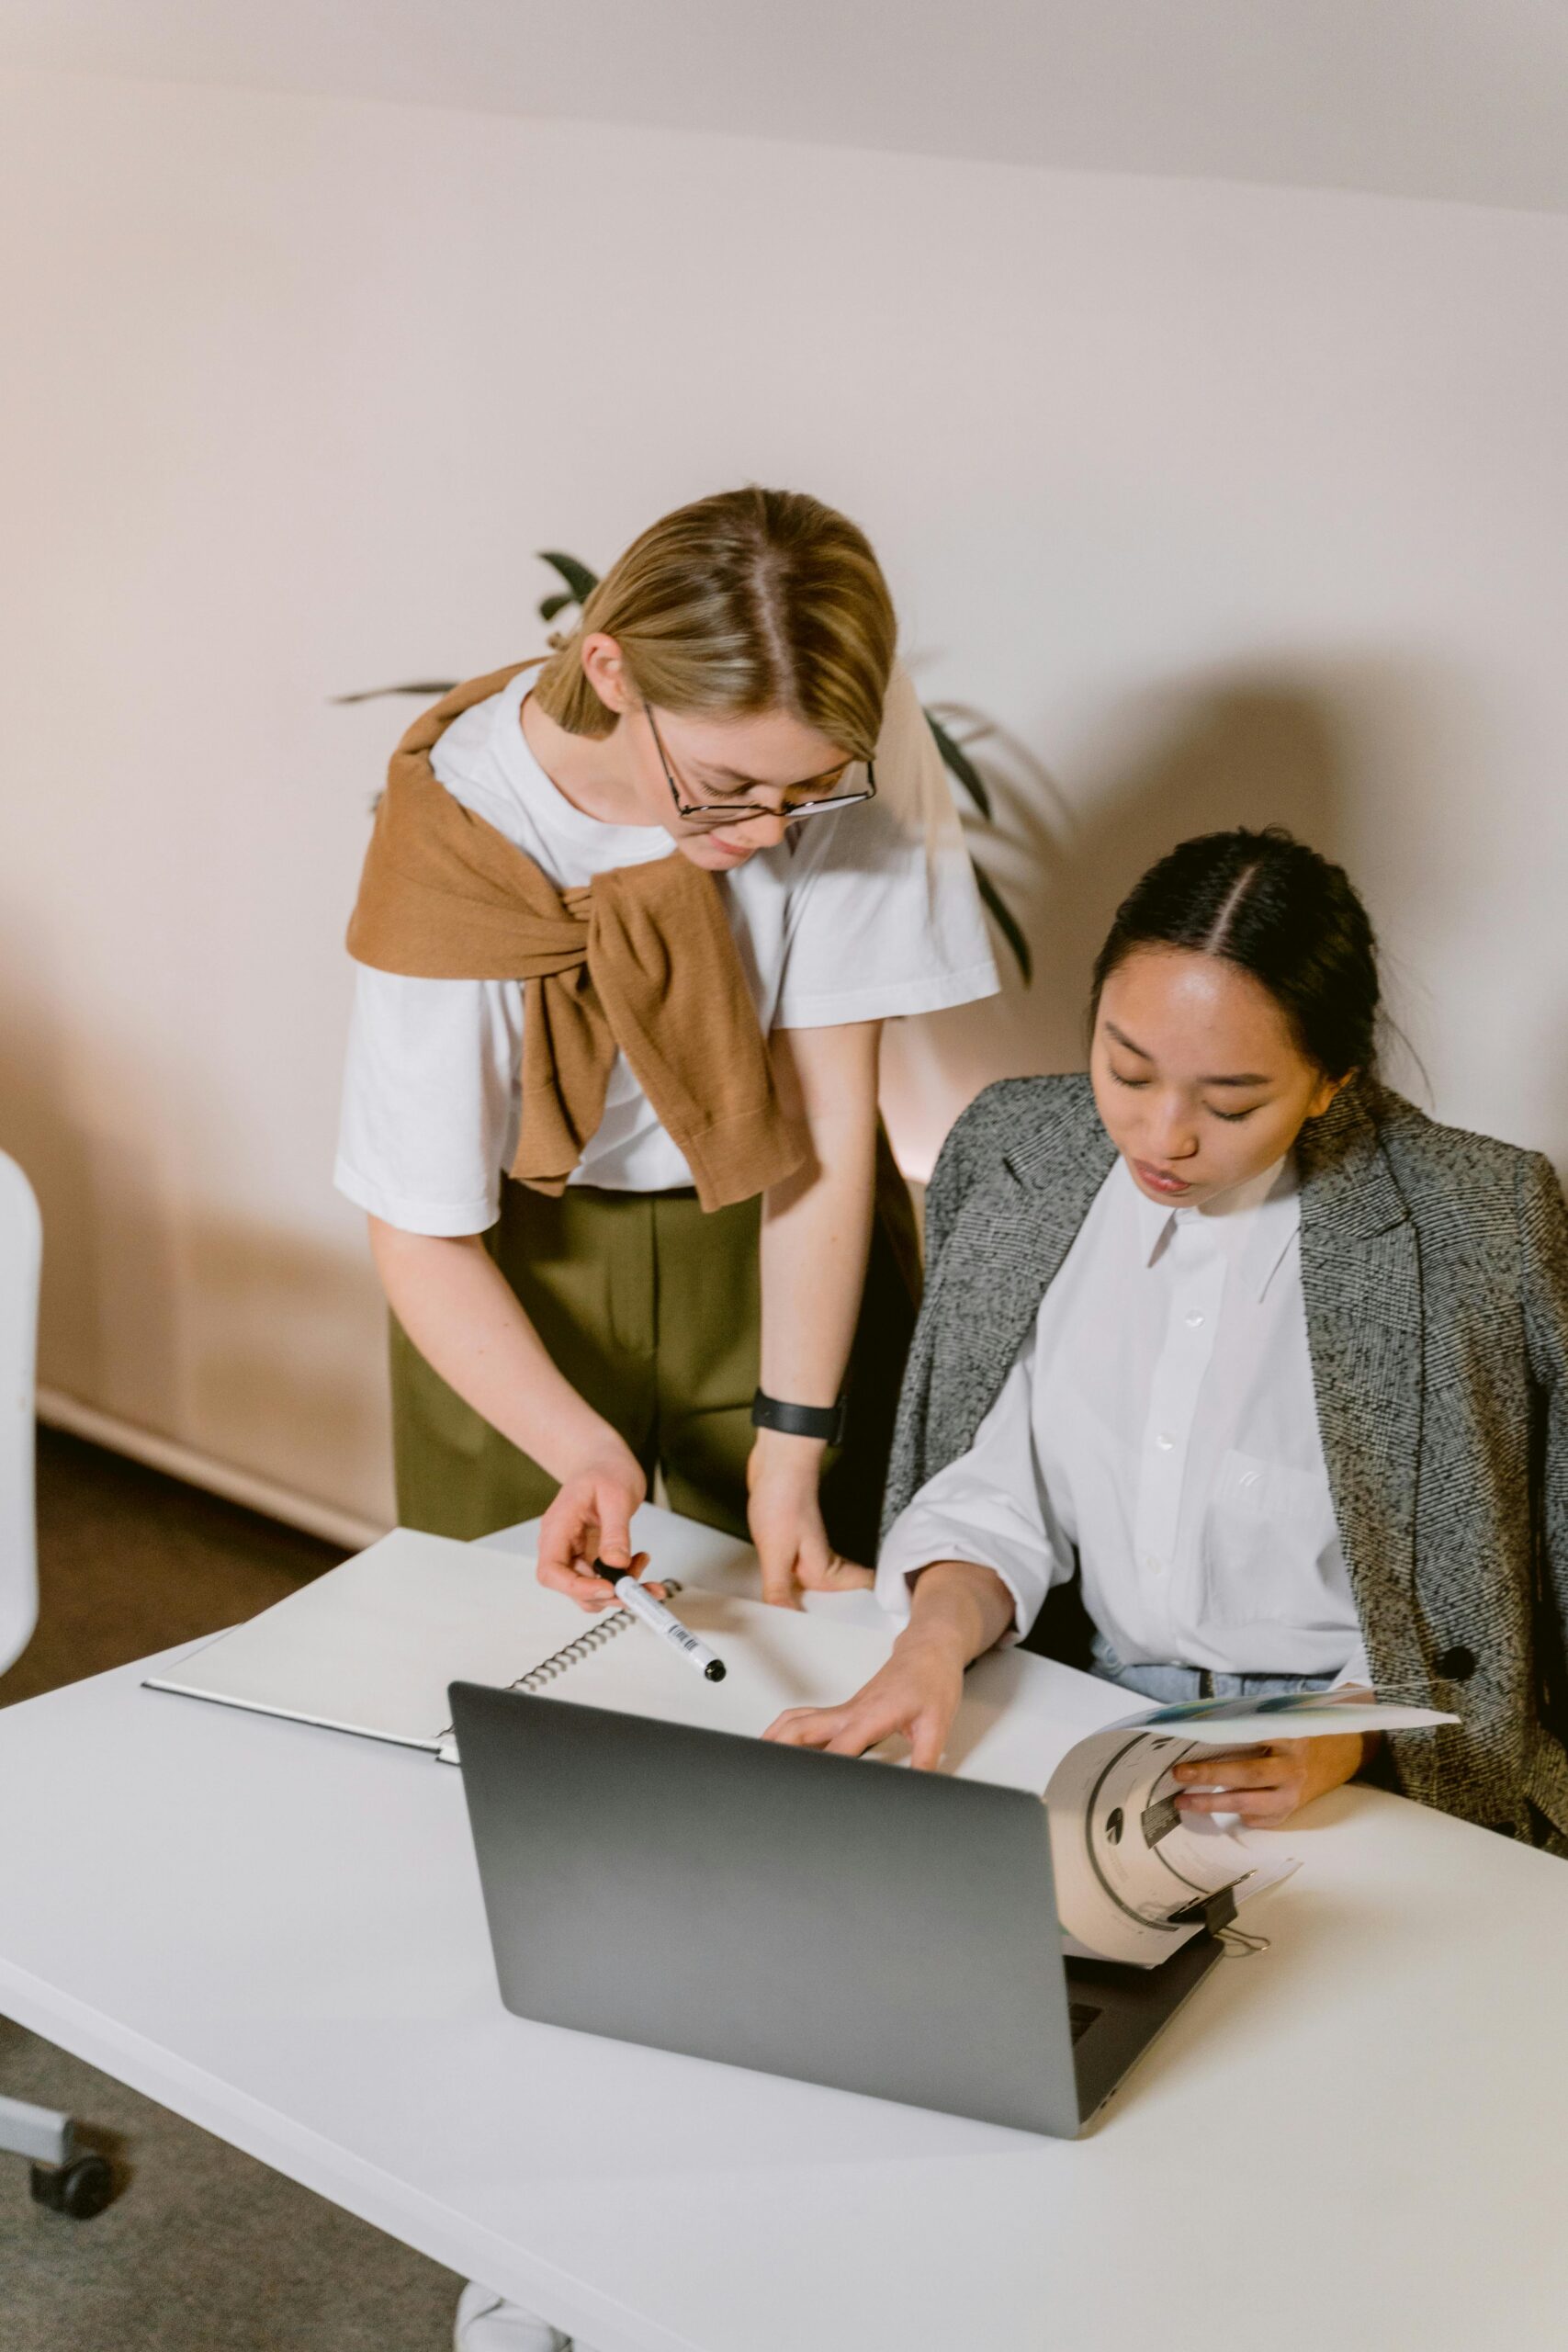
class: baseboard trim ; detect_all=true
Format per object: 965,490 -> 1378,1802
35,1390 -> 389,1554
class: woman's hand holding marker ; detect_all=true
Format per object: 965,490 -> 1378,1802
535,1450 -> 668,1611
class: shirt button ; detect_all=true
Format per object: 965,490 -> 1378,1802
1144,1553 -> 1164,1576
1240,1470 -> 1261,1489
1185,1311 -> 1205,1329
1155,1432 -> 1175,1452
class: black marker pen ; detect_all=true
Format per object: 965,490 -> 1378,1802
594,1564 -> 728,1682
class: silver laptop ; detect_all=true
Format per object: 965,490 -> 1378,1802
450,1682 -> 1225,2138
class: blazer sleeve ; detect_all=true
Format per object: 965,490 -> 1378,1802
1517,1150 -> 1568,1690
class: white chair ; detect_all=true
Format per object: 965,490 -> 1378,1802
0,1148 -> 117,2217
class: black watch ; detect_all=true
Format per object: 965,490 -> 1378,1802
750,1387 -> 847,1446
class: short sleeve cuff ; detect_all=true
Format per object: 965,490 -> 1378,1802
773,958 -> 999,1030
333,1155 -> 498,1238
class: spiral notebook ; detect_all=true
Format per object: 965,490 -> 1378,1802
147,1521 -> 1454,1971
141,1521 -> 1137,1783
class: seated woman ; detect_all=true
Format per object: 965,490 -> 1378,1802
767,827 -> 1568,1844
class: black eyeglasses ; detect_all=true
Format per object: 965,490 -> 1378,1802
643,705 -> 876,828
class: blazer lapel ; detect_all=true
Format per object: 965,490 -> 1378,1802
1298,1085 -> 1426,1690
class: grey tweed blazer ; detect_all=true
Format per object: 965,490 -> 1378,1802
884,1072 -> 1568,1841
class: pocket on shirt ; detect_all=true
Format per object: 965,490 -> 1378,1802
1200,1449 -> 1337,1630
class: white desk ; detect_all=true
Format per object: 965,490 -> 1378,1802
4,1522 -> 1568,2352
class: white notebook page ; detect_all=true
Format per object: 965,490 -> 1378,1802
146,1520 -> 1133,1790
459,1585 -> 1133,1792
146,1529 -> 596,1748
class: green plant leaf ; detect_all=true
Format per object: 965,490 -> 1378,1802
972,860 -> 1032,984
537,550 -> 600,605
331,682 -> 457,702
538,591 -> 575,623
925,709 -> 992,819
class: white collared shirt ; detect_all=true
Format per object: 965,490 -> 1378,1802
878,1154 -> 1370,1681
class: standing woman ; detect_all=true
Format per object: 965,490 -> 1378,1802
335,488 -> 998,1611
771,829 -> 1568,1851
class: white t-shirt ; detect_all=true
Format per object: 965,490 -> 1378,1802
334,663 -> 999,1235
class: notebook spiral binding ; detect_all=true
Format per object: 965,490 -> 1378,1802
510,1579 -> 685,1694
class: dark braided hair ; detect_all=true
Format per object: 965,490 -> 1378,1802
1090,828 -> 1380,1081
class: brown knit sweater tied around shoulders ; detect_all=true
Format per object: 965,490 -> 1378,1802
345,664 -> 806,1211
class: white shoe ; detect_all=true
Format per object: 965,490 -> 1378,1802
454,2279 -> 571,2351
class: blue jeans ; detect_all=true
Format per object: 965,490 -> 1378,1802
1089,1629 -> 1337,1706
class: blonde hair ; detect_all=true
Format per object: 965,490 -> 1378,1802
532,487 -> 897,763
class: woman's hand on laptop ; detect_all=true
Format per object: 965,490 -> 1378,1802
763,1559 -> 1016,1770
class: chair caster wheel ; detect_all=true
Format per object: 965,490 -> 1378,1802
29,2153 -> 118,2218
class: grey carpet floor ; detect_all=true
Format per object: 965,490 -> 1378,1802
1,1431 -> 463,2351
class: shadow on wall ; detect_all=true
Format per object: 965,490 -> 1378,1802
0,900 -> 395,1526
0,901 -> 181,1431
175,1216 -> 394,1524
883,674 -> 1351,1175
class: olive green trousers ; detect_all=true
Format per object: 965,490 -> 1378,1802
389,1147 -> 921,1565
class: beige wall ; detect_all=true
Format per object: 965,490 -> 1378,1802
4,64 -> 1567,1527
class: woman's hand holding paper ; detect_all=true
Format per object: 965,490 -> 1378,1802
1171,1732 -> 1369,1825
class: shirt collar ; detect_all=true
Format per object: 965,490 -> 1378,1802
1124,1154 -> 1301,1301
